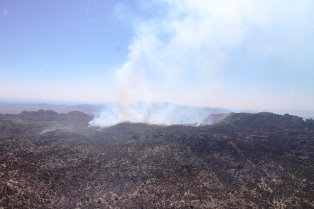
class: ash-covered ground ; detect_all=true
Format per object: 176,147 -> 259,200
0,110 -> 314,208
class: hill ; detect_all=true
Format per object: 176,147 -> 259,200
216,112 -> 314,130
0,111 -> 313,208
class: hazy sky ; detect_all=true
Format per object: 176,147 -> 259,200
1,0 -> 314,111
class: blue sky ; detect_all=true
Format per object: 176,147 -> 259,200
0,0 -> 133,102
1,0 -> 314,111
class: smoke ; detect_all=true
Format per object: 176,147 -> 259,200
89,102 -> 229,127
39,125 -> 75,135
90,0 -> 314,127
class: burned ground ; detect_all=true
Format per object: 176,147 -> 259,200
0,111 -> 313,208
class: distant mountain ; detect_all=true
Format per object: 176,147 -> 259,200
0,102 -> 104,115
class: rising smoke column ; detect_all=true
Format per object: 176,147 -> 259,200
90,0 -> 314,127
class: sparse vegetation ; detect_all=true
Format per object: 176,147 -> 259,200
0,111 -> 313,208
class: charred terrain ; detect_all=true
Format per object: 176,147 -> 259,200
0,110 -> 314,208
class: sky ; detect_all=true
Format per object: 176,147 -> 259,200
1,0 -> 314,112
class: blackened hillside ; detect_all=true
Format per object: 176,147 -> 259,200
0,111 -> 313,208
216,112 -> 314,130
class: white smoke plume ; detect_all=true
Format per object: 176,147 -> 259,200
89,102 -> 229,127
90,0 -> 314,127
